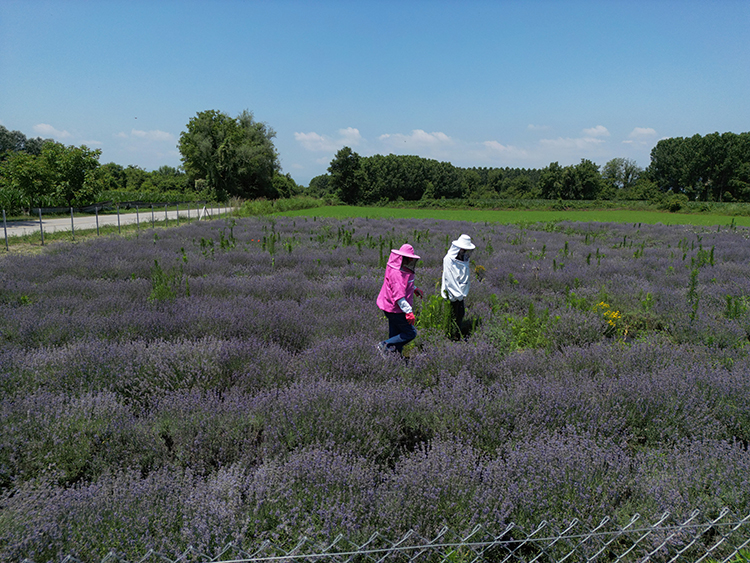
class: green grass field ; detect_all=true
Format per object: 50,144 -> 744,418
276,205 -> 750,227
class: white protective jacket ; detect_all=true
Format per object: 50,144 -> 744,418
441,242 -> 471,302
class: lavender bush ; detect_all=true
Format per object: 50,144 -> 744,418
2,215 -> 750,561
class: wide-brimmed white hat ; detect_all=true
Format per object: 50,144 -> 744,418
392,243 -> 421,260
453,234 -> 475,250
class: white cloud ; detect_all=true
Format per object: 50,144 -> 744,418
623,127 -> 658,146
338,127 -> 362,145
537,127 -> 609,157
484,140 -> 512,152
539,136 -> 607,150
483,140 -> 529,159
33,123 -> 71,139
294,127 -> 362,152
528,124 -> 551,131
628,127 -> 657,139
378,129 -> 453,150
131,129 -> 174,141
532,131 -> 613,165
295,132 -> 331,151
582,125 -> 610,137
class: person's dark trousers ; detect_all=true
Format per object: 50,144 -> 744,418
451,299 -> 465,326
449,299 -> 465,338
382,311 -> 417,353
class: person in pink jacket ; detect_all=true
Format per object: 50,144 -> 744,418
376,243 -> 424,355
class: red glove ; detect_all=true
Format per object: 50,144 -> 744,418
405,312 -> 416,325
414,287 -> 424,299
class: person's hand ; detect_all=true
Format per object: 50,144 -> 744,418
414,287 -> 424,299
405,312 -> 416,325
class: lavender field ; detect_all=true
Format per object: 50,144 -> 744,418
2,215 -> 750,562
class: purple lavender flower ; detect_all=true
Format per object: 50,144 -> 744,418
3,216 -> 750,561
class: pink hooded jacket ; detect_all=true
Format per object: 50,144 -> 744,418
376,244 -> 420,313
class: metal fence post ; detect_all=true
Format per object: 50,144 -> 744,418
164,203 -> 168,226
117,205 -> 121,234
70,207 -> 75,238
95,206 -> 100,236
38,208 -> 44,246
3,210 -> 8,251
176,203 -> 180,225
151,205 -> 155,229
136,205 -> 140,231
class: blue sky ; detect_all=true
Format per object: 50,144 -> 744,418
2,0 -> 749,186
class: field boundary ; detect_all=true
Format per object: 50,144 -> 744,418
1,204 -> 234,250
275,205 -> 750,228
36,508 -> 750,563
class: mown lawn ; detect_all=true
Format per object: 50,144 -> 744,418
277,205 -> 750,227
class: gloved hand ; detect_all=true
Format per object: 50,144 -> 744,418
405,312 -> 416,325
414,287 -> 424,299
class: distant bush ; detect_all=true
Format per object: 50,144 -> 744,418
656,192 -> 690,212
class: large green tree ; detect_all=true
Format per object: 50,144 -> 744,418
0,125 -> 49,160
357,154 -> 464,202
648,132 -> 750,201
41,142 -> 102,207
307,174 -> 331,198
539,160 -> 605,200
328,146 -> 362,204
0,141 -> 101,208
178,110 -> 280,200
140,166 -> 190,193
602,157 -> 642,196
0,151 -> 47,208
648,137 -> 687,195
538,162 -> 566,199
98,163 -> 127,192
271,172 -> 301,199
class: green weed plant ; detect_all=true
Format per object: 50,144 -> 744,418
416,291 -> 460,340
148,254 -> 189,303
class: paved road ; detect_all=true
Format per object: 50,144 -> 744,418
2,205 -> 233,239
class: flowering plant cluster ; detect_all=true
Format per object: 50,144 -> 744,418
592,301 -> 623,337
1,215 -> 750,561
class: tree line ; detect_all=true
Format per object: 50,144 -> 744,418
0,110 -> 300,214
648,132 -> 750,202
308,147 -> 653,205
3,112 -> 749,215
313,131 -> 750,206
0,127 -> 102,212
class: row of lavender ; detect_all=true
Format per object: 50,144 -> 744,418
2,215 -> 750,561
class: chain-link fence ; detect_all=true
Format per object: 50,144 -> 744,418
28,508 -> 750,563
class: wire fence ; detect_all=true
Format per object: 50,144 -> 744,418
27,508 -> 750,563
2,202 -> 234,249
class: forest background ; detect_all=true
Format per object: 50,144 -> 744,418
2,110 -> 750,218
